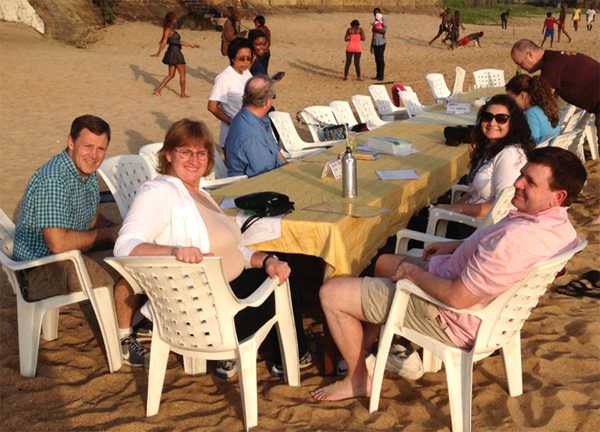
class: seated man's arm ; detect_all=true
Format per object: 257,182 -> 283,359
43,224 -> 118,254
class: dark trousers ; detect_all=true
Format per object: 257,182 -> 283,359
344,52 -> 362,78
373,43 -> 386,80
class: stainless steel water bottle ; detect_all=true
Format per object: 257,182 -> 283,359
342,146 -> 357,198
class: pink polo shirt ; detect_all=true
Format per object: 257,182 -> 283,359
428,206 -> 577,349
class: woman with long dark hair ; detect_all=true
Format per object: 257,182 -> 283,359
435,94 -> 534,217
151,12 -> 199,97
506,74 -> 560,144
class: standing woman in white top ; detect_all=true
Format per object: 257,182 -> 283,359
436,94 -> 534,217
208,37 -> 254,148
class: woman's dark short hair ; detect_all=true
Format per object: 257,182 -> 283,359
70,115 -> 111,143
469,94 -> 535,176
163,12 -> 176,29
351,19 -> 360,27
227,37 -> 254,64
527,147 -> 587,206
158,119 -> 215,176
248,29 -> 267,44
254,15 -> 266,26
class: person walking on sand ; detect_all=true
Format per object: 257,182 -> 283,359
370,8 -> 387,81
500,10 -> 509,30
541,12 -> 557,48
586,6 -> 596,31
429,8 -> 450,45
557,3 -> 572,42
151,12 -> 199,97
446,10 -> 466,49
344,20 -> 365,81
572,6 -> 581,31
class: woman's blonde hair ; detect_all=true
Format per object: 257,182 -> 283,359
158,119 -> 215,175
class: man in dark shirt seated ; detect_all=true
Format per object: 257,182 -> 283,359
511,39 -> 600,143
225,75 -> 287,177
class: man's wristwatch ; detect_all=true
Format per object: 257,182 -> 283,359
261,253 -> 278,269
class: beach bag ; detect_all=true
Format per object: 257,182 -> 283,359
351,122 -> 370,133
297,111 -> 347,141
443,125 -> 474,146
235,192 -> 295,233
391,83 -> 407,107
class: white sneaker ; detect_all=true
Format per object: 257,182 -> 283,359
385,344 -> 424,380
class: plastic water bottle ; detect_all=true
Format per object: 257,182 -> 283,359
342,146 -> 357,198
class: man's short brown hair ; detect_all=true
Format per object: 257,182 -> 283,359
69,115 -> 111,142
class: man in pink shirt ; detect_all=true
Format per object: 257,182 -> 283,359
311,147 -> 587,402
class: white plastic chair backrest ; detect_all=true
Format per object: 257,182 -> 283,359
368,85 -> 401,116
472,237 -> 586,354
483,186 -> 515,226
426,73 -> 451,101
452,66 -> 466,95
138,142 -> 163,174
352,94 -> 386,128
268,111 -> 307,153
473,68 -> 505,89
558,104 -> 578,126
97,155 -> 155,218
329,100 -> 358,129
300,106 -> 339,142
106,256 -> 243,352
0,209 -> 15,258
550,129 -> 586,163
398,90 -> 424,117
562,109 -> 586,133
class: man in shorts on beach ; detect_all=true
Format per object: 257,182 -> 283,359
311,147 -> 586,401
13,115 -> 149,368
541,12 -> 557,47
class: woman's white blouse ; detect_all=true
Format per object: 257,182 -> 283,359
467,145 -> 527,204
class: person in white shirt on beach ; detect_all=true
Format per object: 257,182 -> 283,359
208,37 -> 253,148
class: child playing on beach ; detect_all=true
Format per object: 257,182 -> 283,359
541,12 -> 557,47
457,31 -> 484,48
586,7 -> 596,31
557,4 -> 572,43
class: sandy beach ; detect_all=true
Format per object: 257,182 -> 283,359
1,11 -> 599,431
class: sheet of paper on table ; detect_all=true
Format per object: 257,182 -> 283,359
303,202 -> 390,218
364,136 -> 418,156
321,159 -> 343,180
446,101 -> 472,114
236,211 -> 283,246
376,169 -> 419,181
220,197 -> 237,209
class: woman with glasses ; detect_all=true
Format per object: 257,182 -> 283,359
208,37 -> 254,148
505,74 -> 560,145
115,118 -> 311,381
434,94 -> 534,218
151,12 -> 200,97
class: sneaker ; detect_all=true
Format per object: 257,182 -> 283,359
385,344 -> 424,380
133,318 -> 153,341
215,360 -> 237,381
120,335 -> 149,368
269,351 -> 313,377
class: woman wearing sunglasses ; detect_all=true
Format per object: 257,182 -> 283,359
505,74 -> 560,145
208,37 -> 254,148
435,94 -> 534,219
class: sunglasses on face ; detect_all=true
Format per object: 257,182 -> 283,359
235,56 -> 253,62
481,111 -> 510,125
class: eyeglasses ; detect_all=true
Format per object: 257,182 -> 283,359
235,56 -> 253,62
175,148 -> 209,160
481,111 -> 511,125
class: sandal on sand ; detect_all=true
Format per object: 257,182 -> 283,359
555,271 -> 600,299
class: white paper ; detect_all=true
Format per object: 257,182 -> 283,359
376,169 -> 419,181
321,159 -> 343,180
236,211 -> 283,246
365,136 -> 418,156
356,144 -> 379,154
446,102 -> 472,114
220,197 -> 237,209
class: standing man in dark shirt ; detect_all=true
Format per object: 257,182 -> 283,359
511,39 -> 600,143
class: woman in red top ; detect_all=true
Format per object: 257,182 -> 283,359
343,19 -> 365,81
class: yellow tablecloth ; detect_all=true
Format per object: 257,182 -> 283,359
212,121 -> 472,278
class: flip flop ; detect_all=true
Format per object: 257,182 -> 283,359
555,270 -> 600,299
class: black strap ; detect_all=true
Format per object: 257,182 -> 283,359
240,214 -> 263,233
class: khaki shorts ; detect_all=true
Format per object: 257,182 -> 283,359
361,276 -> 456,346
20,249 -> 120,302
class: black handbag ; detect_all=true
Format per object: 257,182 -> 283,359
297,111 -> 347,141
234,192 -> 295,233
443,125 -> 475,146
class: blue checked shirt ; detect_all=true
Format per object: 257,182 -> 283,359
13,150 -> 100,261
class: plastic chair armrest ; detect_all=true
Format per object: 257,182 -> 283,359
450,184 -> 470,204
237,277 -> 280,308
8,249 -> 85,271
395,229 -> 455,254
428,207 -> 484,232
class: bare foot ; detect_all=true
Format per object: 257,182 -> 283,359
153,90 -> 161,96
180,93 -> 190,98
310,376 -> 371,401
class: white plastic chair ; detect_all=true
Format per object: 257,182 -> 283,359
98,155 -> 155,218
558,104 -> 579,128
105,256 -> 300,431
550,129 -> 587,163
352,95 -> 392,130
329,100 -> 359,129
452,66 -> 466,96
398,90 -> 425,118
472,69 -> 505,89
268,111 -> 335,156
367,85 -> 407,120
427,186 -> 515,238
370,234 -> 587,432
138,143 -> 247,190
426,73 -> 452,103
583,115 -> 599,160
0,209 -> 121,377
299,106 -> 345,144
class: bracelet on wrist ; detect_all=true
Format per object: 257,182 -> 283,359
261,253 -> 277,269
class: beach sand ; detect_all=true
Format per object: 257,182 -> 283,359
1,12 -> 599,431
